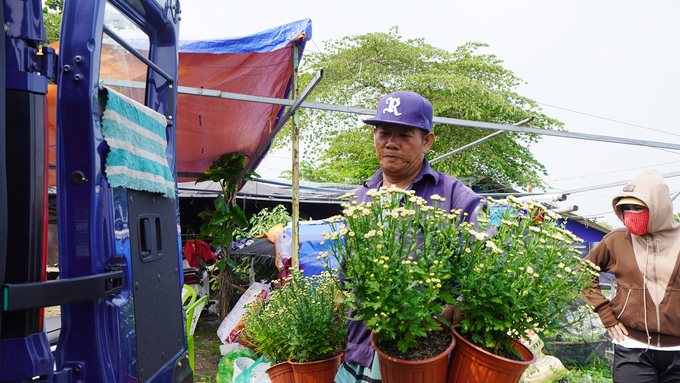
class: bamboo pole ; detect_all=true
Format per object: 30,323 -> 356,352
291,43 -> 300,270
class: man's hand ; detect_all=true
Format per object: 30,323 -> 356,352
607,322 -> 628,342
440,304 -> 455,323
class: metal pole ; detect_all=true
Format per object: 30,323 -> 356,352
670,189 -> 680,201
291,44 -> 300,271
430,117 -> 533,164
100,78 -> 680,151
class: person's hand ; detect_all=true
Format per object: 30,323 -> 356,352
607,322 -> 628,342
440,304 -> 455,323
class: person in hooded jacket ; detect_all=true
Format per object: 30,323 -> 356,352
583,168 -> 680,382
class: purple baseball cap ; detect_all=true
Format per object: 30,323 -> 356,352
363,91 -> 433,132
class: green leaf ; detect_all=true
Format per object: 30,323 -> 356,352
226,258 -> 238,269
217,229 -> 233,247
209,211 -> 227,226
214,260 -> 226,272
230,206 -> 248,228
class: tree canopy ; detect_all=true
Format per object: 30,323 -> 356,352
276,27 -> 563,190
43,0 -> 63,45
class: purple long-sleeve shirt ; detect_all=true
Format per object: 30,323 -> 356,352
344,159 -> 486,367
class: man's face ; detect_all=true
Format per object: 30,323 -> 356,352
373,124 -> 434,178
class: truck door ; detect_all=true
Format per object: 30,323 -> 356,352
1,0 -> 192,381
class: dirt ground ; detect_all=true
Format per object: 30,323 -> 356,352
192,314 -> 224,383
45,306 -> 61,318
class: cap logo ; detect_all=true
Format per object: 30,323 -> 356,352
382,97 -> 402,116
623,185 -> 635,192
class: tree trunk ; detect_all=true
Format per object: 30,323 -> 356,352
218,250 -> 233,319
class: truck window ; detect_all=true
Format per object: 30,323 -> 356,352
100,2 -> 150,104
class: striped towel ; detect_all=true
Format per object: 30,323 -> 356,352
101,87 -> 175,198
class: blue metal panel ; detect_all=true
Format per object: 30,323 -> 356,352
562,219 -> 606,253
2,0 -> 45,41
3,0 -> 47,93
55,0 -> 184,381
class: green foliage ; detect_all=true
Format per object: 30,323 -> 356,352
323,187 -> 462,353
196,152 -> 259,304
563,358 -> 612,382
596,220 -> 617,231
196,152 -> 258,249
43,0 -> 63,45
235,205 -> 292,241
450,197 -> 600,356
241,270 -> 349,364
279,27 -> 562,188
324,187 -> 598,356
674,212 -> 680,223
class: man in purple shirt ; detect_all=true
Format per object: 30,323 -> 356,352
335,91 -> 486,383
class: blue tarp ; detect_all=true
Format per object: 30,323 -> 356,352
178,18 -> 312,54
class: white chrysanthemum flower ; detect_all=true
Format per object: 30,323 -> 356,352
339,192 -> 355,200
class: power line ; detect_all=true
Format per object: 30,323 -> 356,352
537,102 -> 680,138
310,38 -> 326,56
547,160 -> 680,183
555,170 -> 680,195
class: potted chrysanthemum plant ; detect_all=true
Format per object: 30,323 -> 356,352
322,186 -> 465,382
240,269 -> 348,383
446,196 -> 601,383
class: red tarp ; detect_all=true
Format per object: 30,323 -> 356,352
47,19 -> 312,186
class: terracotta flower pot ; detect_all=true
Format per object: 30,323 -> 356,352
266,361 -> 295,383
447,327 -> 536,383
289,351 -> 343,383
371,327 -> 456,383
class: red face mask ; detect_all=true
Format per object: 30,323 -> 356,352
623,209 -> 650,236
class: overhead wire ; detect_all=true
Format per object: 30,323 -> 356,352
547,160 -> 680,183
537,102 -> 680,138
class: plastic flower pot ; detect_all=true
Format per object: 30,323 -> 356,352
265,361 -> 295,383
289,351 -> 343,383
447,327 -> 536,383
371,327 -> 456,383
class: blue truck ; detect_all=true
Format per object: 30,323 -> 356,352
1,0 -> 193,381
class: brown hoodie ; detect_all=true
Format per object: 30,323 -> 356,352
584,169 -> 680,347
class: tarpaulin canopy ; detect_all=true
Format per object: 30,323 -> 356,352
47,18 -> 312,186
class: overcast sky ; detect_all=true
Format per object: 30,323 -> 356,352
179,0 -> 680,227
